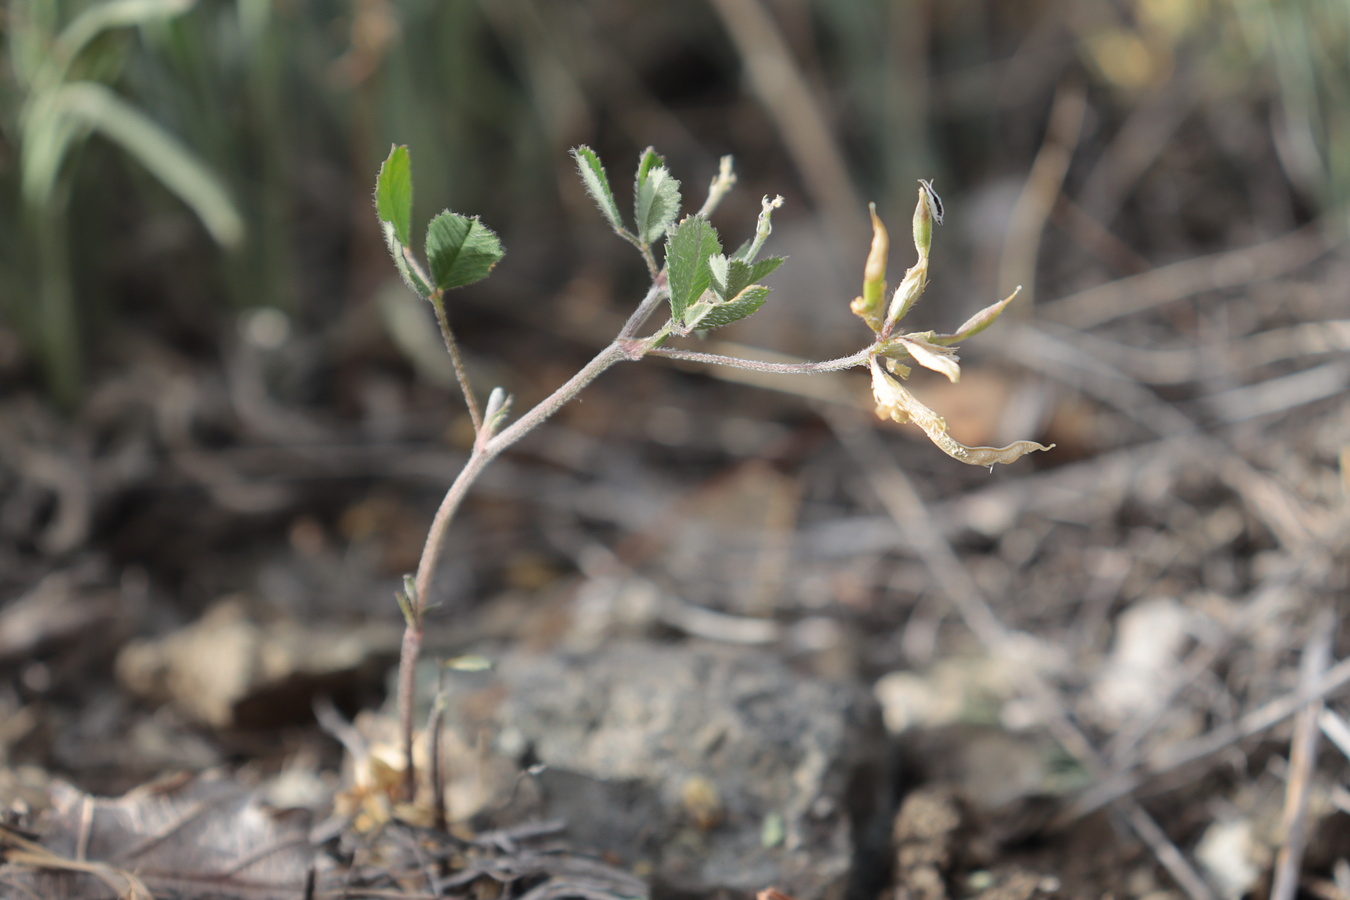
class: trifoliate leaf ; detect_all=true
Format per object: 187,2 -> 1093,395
665,215 -> 721,325
383,224 -> 432,298
635,155 -> 682,245
571,145 -> 625,234
375,145 -> 413,248
707,254 -> 730,298
696,284 -> 769,329
635,147 -> 663,188
426,212 -> 504,291
724,256 -> 784,300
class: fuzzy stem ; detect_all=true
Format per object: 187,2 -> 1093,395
645,345 -> 870,374
399,622 -> 422,803
398,340 -> 631,796
697,156 -> 737,218
429,291 -> 482,433
400,283 -> 865,807
410,339 -> 629,613
618,279 -> 668,341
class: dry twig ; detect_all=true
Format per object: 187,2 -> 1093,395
1271,612 -> 1333,900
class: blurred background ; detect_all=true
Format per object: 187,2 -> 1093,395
1,0 -> 1348,820
4,0 -> 1345,402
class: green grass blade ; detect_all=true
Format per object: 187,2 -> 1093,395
55,81 -> 243,246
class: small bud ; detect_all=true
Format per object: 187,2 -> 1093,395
918,179 -> 944,225
743,194 -> 784,263
483,387 -> 512,438
912,179 -> 942,259
864,203 -> 889,302
852,204 -> 889,333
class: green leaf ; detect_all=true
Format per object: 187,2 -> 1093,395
707,254 -> 730,298
571,145 -> 626,234
383,225 -> 432,298
376,145 -> 413,248
724,256 -> 784,300
634,150 -> 681,244
697,284 -> 769,329
426,212 -> 504,291
635,147 -> 663,188
664,215 -> 721,325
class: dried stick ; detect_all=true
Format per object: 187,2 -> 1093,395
823,404 -> 1217,900
998,80 -> 1086,307
1272,612 -> 1333,900
1066,650 -> 1350,821
1038,218 -> 1331,330
705,0 -> 866,249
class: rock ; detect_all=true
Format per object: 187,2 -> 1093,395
437,639 -> 889,900
116,598 -> 396,729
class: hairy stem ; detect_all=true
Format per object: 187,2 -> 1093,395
410,339 -> 630,612
398,622 -> 422,802
429,292 -> 482,433
398,339 -> 631,795
645,345 -> 870,374
398,288 -> 864,806
618,279 -> 668,341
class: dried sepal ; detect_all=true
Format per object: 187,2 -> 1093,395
869,358 -> 1053,467
896,335 -> 961,383
884,257 -> 928,333
957,441 -> 1058,466
931,286 -> 1021,346
884,357 -> 911,380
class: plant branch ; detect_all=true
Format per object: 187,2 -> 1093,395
645,345 -> 871,374
697,156 -> 737,218
398,622 -> 422,803
398,338 -> 629,804
484,340 -> 631,457
429,291 -> 482,432
618,279 -> 669,340
410,339 -> 630,613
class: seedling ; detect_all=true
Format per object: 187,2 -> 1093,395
373,144 -> 1052,805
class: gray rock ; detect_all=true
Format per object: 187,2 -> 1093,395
439,639 -> 888,900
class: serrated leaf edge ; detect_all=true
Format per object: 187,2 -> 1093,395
571,145 -> 625,234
